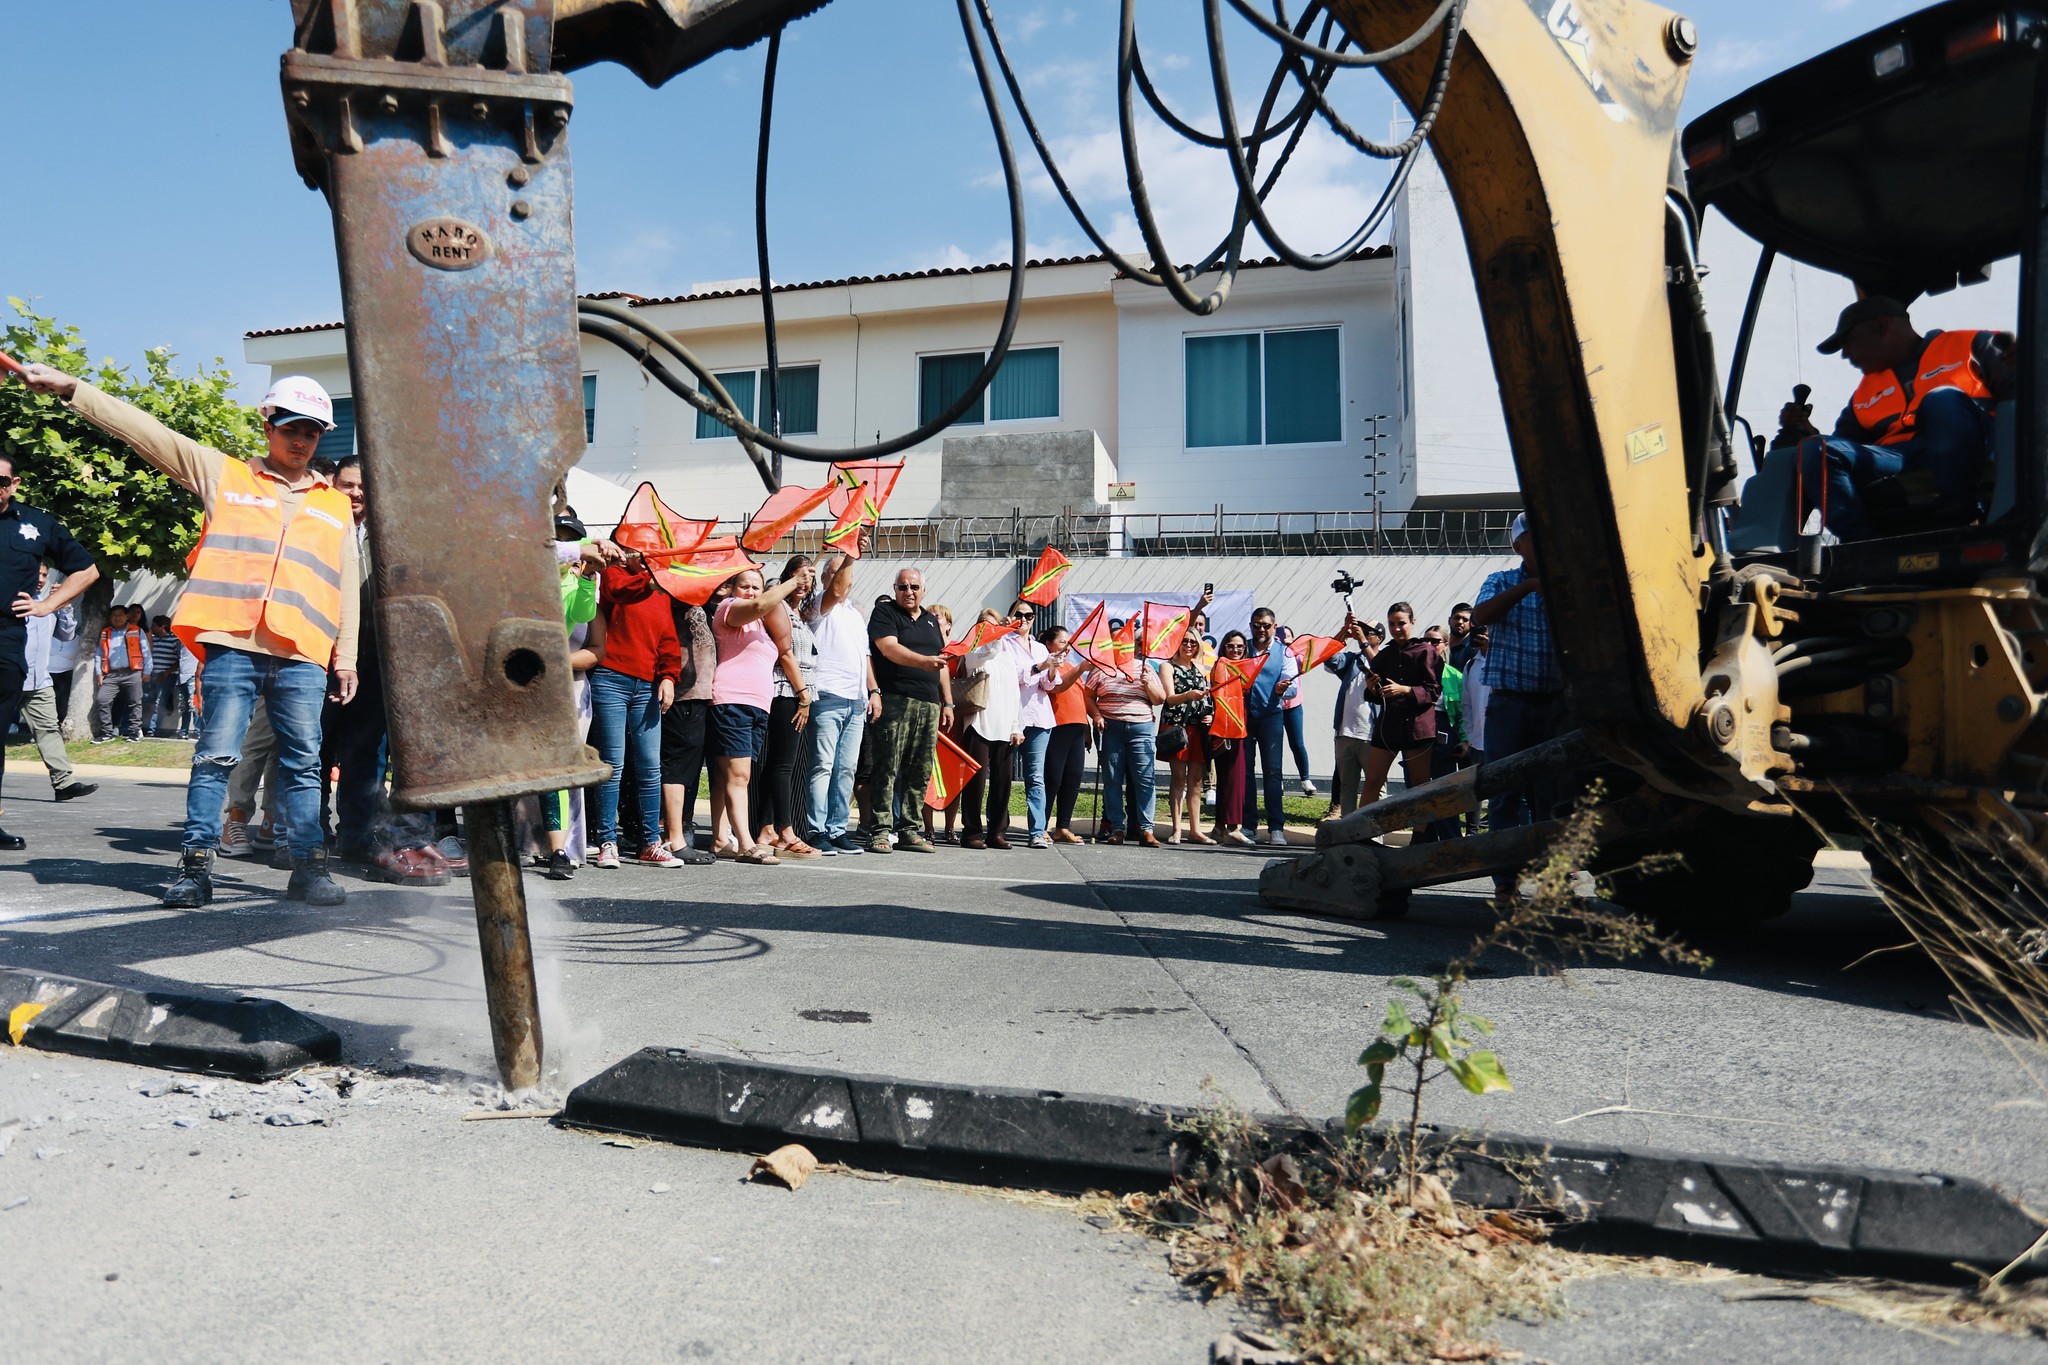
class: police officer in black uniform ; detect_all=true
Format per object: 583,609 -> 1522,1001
0,449 -> 100,850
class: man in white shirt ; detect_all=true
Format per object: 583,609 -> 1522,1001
20,565 -> 97,802
1322,616 -> 1381,820
803,546 -> 881,856
1013,604 -> 1055,849
959,601 -> 1034,849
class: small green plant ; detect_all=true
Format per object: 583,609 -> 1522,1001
1351,978 -> 1511,1199
1347,782 -> 1710,1194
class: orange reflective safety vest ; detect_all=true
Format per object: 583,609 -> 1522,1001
173,458 -> 351,667
98,625 -> 146,674
1848,330 -> 1997,446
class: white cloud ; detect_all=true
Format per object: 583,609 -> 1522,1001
1694,35 -> 1788,82
1016,7 -> 1049,41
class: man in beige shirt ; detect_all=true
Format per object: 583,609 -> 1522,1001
18,364 -> 360,909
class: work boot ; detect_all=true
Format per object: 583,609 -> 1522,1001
286,850 -> 348,907
162,849 -> 214,908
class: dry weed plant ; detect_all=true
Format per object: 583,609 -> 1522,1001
1121,787 -> 1711,1363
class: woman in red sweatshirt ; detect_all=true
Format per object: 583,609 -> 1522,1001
591,555 -> 686,869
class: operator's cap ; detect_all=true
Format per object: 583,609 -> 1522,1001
258,376 -> 337,431
1816,295 -> 1909,355
1510,512 -> 1530,544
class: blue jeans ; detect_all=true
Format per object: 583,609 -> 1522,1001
1020,725 -> 1052,838
1101,720 -> 1157,835
186,647 -> 329,856
1244,708 -> 1286,832
1282,704 -> 1311,781
590,667 -> 662,849
806,693 -> 866,840
1484,691 -> 1563,832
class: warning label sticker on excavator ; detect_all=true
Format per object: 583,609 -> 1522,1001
1625,423 -> 1668,463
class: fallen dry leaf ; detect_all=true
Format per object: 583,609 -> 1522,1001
750,1143 -> 818,1190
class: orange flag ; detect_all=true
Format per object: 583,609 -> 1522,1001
1140,602 -> 1191,659
829,461 -> 903,525
821,498 -> 867,559
1019,546 -> 1072,606
1287,633 -> 1345,672
649,536 -> 760,606
742,480 -> 837,553
1209,662 -> 1249,740
614,481 -> 716,560
924,730 -> 981,810
1069,602 -> 1119,674
1109,616 -> 1141,676
943,619 -> 1021,659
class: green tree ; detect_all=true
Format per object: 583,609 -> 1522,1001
2,297 -> 263,736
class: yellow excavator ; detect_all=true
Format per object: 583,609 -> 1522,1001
275,0 -> 2037,1082
1263,0 -> 2047,925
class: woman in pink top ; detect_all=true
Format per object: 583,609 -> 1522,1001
708,566 -> 811,865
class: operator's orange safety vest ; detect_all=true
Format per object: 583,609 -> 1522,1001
173,458 -> 350,667
1849,330 -> 1997,446
98,625 -> 145,674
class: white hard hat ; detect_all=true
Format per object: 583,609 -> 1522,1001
258,376 -> 337,431
1510,512 -> 1530,543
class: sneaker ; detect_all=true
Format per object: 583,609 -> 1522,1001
897,830 -> 935,853
869,831 -> 895,855
218,811 -> 253,858
249,821 -> 276,855
593,842 -> 621,869
638,844 -> 684,868
90,736 -> 114,746
543,850 -> 576,880
1029,833 -> 1051,849
1264,830 -> 1289,847
1299,779 -> 1318,798
830,834 -> 866,856
121,733 -> 141,743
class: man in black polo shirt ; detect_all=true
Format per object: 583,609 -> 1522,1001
0,451 -> 101,851
866,566 -> 951,853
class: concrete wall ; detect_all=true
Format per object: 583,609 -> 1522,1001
1112,259 -> 1398,519
938,429 -> 1113,517
1392,148 -> 1517,501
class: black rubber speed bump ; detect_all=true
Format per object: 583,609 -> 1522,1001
564,1048 -> 2045,1280
0,968 -> 340,1079
563,1047 -> 1196,1192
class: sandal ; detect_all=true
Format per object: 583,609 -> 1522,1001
777,840 -> 822,859
1166,832 -> 1183,845
1188,831 -> 1216,846
736,845 -> 781,865
713,841 -> 742,860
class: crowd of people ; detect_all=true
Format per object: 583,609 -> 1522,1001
0,359 -> 1562,907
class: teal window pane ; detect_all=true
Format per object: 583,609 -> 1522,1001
317,396 -> 355,462
582,374 -> 597,443
697,370 -> 756,439
1185,333 -> 1261,447
769,364 -> 819,436
989,346 -> 1058,421
1263,328 -> 1341,445
920,352 -> 985,426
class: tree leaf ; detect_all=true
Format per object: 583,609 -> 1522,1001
1449,1051 -> 1512,1096
1357,1039 -> 1400,1067
1427,1025 -> 1455,1064
1382,1000 -> 1412,1036
1345,1083 -> 1383,1134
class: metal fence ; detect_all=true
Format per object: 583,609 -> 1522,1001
725,507 -> 1519,559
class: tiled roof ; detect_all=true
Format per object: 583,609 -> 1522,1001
242,247 -> 1392,338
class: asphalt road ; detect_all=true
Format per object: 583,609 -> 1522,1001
4,773 -> 2046,1362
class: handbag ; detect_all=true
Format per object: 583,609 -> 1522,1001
1156,721 -> 1189,759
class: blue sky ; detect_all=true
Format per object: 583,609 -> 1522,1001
0,0 -> 1964,406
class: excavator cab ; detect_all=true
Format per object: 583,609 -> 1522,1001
1686,0 -> 2042,585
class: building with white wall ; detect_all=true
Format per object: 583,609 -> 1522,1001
244,160 -> 1521,530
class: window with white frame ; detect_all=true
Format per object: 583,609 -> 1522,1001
1184,326 -> 1341,447
695,364 -> 820,439
918,345 -> 1059,427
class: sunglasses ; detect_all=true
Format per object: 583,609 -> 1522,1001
894,583 -> 920,592
0,475 -> 17,488
1011,610 -> 1034,620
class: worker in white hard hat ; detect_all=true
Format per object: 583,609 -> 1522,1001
17,364 -> 360,910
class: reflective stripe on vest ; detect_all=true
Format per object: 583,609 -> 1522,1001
173,459 -> 350,666
1849,330 -> 1996,446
